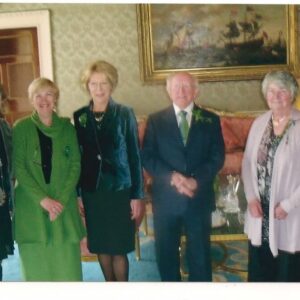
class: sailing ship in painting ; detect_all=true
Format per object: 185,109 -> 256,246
154,5 -> 287,69
220,6 -> 286,64
222,6 -> 264,50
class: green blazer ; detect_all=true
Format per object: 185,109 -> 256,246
12,112 -> 85,244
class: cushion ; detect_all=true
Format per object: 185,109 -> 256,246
221,117 -> 254,152
221,118 -> 243,152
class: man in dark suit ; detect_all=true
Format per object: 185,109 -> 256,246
141,72 -> 225,281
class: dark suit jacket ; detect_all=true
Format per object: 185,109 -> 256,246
73,99 -> 144,199
141,104 -> 225,214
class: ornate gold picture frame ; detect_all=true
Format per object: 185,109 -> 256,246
137,4 -> 298,83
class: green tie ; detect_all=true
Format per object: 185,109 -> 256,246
179,110 -> 189,145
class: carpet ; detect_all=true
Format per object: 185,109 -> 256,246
2,203 -> 248,281
2,236 -> 160,282
2,235 -> 247,282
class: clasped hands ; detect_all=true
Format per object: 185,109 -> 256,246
248,199 -> 288,220
40,197 -> 64,221
170,171 -> 198,198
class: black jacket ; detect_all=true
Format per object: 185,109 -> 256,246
73,99 -> 144,199
141,104 -> 225,212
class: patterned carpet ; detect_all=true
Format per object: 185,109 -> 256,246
212,240 -> 248,281
140,203 -> 248,282
179,239 -> 248,282
138,231 -> 249,282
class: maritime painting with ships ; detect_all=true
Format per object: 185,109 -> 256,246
151,5 -> 287,69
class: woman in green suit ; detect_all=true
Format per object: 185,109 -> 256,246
13,78 -> 85,281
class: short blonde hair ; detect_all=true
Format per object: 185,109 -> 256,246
81,60 -> 118,91
28,77 -> 59,101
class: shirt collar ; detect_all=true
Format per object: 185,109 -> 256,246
173,102 -> 194,116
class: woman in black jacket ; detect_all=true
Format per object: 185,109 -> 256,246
73,60 -> 144,281
0,85 -> 13,281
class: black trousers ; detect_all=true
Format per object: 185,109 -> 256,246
153,205 -> 212,282
248,242 -> 300,282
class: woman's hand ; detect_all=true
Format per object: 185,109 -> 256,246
77,197 -> 85,217
248,199 -> 263,218
40,197 -> 64,221
274,203 -> 288,220
130,199 -> 145,227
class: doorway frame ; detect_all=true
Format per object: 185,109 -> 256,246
0,9 -> 53,79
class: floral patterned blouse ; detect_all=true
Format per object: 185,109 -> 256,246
256,118 -> 292,244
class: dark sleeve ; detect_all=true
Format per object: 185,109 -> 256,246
73,111 -> 83,197
193,116 -> 225,184
0,119 -> 12,174
141,115 -> 173,182
125,108 -> 144,200
0,120 -> 13,210
73,111 -> 83,152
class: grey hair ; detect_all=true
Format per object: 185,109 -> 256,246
261,70 -> 298,103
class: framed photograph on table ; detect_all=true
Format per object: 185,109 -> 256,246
137,4 -> 298,83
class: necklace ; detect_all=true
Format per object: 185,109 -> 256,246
93,111 -> 105,122
93,111 -> 105,131
272,114 -> 289,127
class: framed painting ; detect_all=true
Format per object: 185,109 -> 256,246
137,4 -> 298,83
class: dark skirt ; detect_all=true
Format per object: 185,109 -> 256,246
0,202 -> 14,261
82,186 -> 135,255
248,242 -> 300,282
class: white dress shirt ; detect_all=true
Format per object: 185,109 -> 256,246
173,102 -> 194,128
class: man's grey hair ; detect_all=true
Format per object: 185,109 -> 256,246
166,72 -> 199,93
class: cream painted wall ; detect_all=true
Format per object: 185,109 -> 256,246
0,3 -> 274,118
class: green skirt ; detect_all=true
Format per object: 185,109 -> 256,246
18,242 -> 82,281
